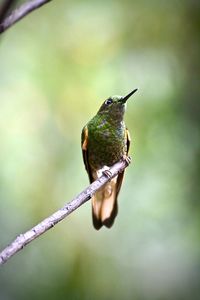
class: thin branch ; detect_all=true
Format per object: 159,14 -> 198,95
0,0 -> 16,24
0,159 -> 129,265
0,0 -> 52,34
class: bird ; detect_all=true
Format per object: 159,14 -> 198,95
81,89 -> 137,230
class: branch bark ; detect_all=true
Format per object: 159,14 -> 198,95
0,0 -> 52,34
0,159 -> 129,265
0,0 -> 16,24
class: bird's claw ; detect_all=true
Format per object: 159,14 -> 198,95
122,155 -> 132,165
103,169 -> 112,178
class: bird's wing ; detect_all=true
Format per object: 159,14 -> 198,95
81,125 -> 94,183
115,127 -> 131,196
125,127 -> 131,156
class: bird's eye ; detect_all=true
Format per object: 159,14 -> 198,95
105,98 -> 113,105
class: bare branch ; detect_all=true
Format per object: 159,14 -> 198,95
0,159 -> 129,265
0,0 -> 52,34
0,0 -> 16,24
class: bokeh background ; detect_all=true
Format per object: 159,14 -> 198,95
0,0 -> 200,299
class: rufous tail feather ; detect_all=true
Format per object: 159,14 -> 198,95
92,177 -> 118,230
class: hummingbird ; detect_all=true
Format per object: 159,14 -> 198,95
81,89 -> 138,230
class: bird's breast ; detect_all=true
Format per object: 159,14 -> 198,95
88,121 -> 126,169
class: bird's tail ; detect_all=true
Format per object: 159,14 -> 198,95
92,172 -> 124,230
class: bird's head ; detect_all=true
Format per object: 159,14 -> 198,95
98,89 -> 138,121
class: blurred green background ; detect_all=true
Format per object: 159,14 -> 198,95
0,0 -> 200,299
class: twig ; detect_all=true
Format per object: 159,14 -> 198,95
0,159 -> 129,265
0,0 -> 52,34
0,0 -> 16,24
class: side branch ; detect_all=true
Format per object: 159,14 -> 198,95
0,0 -> 52,34
0,0 -> 16,24
0,159 -> 129,265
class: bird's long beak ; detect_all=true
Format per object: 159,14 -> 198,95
121,88 -> 138,103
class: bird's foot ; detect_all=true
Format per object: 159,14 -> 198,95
122,155 -> 132,165
102,169 -> 112,179
97,166 -> 112,179
102,166 -> 112,178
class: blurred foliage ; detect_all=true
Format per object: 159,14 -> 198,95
0,0 -> 200,299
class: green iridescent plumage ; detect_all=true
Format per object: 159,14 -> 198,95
83,113 -> 126,169
81,89 -> 137,229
